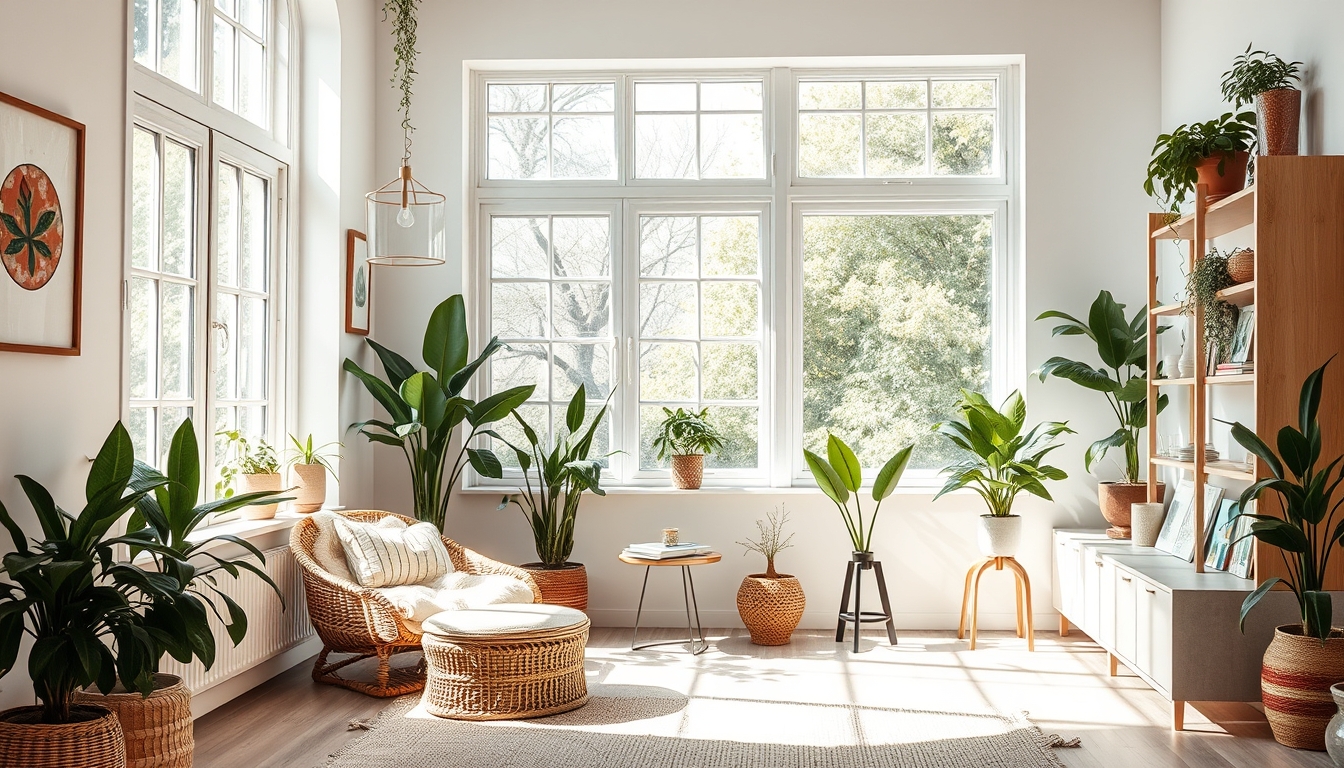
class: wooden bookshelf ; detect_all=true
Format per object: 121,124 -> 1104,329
1145,156 -> 1344,588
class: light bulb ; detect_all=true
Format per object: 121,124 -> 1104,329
396,206 -> 415,228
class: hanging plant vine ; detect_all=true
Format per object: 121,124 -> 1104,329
383,0 -> 420,164
1184,247 -> 1238,362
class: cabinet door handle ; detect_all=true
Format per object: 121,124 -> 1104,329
1094,561 -> 1103,567
1120,576 -> 1133,582
1145,588 -> 1156,594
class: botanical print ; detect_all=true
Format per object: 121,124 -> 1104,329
0,164 -> 63,291
354,264 -> 367,308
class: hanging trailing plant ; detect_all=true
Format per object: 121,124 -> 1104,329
1184,247 -> 1238,361
383,0 -> 420,162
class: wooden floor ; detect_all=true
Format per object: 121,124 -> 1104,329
194,628 -> 1334,768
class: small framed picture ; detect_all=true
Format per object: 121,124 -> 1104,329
346,229 -> 371,335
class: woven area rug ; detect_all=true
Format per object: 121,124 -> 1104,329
329,683 -> 1073,768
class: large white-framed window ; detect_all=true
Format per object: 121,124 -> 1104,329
469,61 -> 1019,489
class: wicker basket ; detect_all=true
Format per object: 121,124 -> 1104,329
0,705 -> 126,768
521,563 -> 588,611
76,673 -> 192,768
736,574 -> 806,646
1227,248 -> 1255,283
671,454 -> 704,490
1262,625 -> 1344,750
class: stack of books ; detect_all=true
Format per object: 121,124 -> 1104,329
1213,362 -> 1255,376
622,542 -> 713,560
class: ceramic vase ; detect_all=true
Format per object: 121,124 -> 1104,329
237,473 -> 282,520
977,515 -> 1022,558
1131,502 -> 1165,547
1178,331 -> 1198,379
290,463 -> 327,513
1327,684 -> 1344,766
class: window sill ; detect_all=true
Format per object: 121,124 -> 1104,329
460,484 -> 944,496
131,508 -> 344,565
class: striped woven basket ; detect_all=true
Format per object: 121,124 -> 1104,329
1227,248 -> 1255,283
76,673 -> 193,768
522,563 -> 589,611
0,705 -> 126,768
736,574 -> 806,646
1262,625 -> 1344,750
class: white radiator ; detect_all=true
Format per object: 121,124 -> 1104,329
161,545 -> 314,694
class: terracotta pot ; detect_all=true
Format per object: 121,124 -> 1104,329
977,514 -> 1022,558
737,574 -> 806,646
670,454 -> 704,490
1098,482 -> 1164,540
236,473 -> 282,520
0,705 -> 126,768
520,562 -> 588,611
1262,624 -> 1344,750
1193,151 -> 1249,203
290,463 -> 327,513
75,673 -> 192,768
1256,88 -> 1301,156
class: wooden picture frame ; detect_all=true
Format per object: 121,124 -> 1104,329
0,91 -> 85,355
346,229 -> 371,335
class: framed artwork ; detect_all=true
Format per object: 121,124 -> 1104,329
346,229 -> 371,335
1154,480 -> 1194,556
1203,498 -> 1239,571
0,91 -> 84,355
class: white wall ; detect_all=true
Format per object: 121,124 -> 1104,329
364,0 -> 1164,630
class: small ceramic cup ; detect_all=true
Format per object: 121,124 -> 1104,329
662,528 -> 679,546
1131,503 -> 1166,547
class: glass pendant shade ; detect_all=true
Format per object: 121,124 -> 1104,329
365,164 -> 446,266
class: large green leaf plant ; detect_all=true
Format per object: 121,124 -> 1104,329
1034,290 -> 1167,484
344,295 -> 533,530
803,435 -> 913,553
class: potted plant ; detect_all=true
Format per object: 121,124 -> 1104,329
933,390 -> 1072,557
345,295 -> 533,530
803,434 -> 913,559
1222,44 -> 1303,156
286,433 -> 340,513
216,430 -> 283,520
498,384 -> 611,610
735,506 -> 804,646
1184,247 -> 1240,365
0,421 -> 281,768
1145,111 -> 1256,212
652,407 -> 726,490
1035,291 -> 1168,538
1230,359 -> 1344,750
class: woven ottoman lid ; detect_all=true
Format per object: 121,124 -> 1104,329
422,603 -> 588,638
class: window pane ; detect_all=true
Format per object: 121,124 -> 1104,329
493,343 -> 548,402
217,165 -> 238,286
701,113 -> 764,178
161,0 -> 198,89
213,406 -> 234,485
702,342 -> 757,400
240,172 -> 267,290
552,282 -> 610,338
799,114 -> 861,177
703,405 -> 757,469
799,82 -> 861,110
553,83 -> 613,112
158,406 -> 193,469
212,17 -> 235,110
161,140 -> 194,277
867,81 -> 926,109
932,80 -> 994,108
639,342 -> 696,401
639,216 -> 697,278
932,112 -> 994,176
640,282 -> 697,338
134,0 -> 153,68
802,214 -> 992,469
866,113 -> 926,176
493,403 -> 548,469
275,0 -> 290,144
635,82 -> 695,112
238,0 -> 265,36
492,282 -> 548,338
552,115 -> 615,179
160,281 -> 193,400
553,343 -> 612,400
130,278 -> 158,399
131,129 -> 158,271
488,84 -> 546,113
215,293 -> 237,398
129,406 -> 154,463
238,33 -> 266,127
492,217 -> 549,278
635,114 -> 696,179
215,0 -> 235,14
551,217 -> 609,278
702,281 -> 758,337
488,117 -> 548,179
237,404 -> 265,440
701,216 -> 759,277
701,82 -> 762,111
238,296 -> 267,399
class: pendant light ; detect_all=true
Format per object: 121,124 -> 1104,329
366,0 -> 445,266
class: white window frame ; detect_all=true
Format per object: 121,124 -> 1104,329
467,60 -> 1021,491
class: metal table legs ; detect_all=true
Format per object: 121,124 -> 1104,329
836,556 -> 898,652
630,564 -> 708,655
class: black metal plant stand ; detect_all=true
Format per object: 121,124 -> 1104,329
835,550 -> 898,652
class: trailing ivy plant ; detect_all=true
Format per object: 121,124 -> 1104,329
1184,247 -> 1239,362
1144,111 -> 1256,213
383,0 -> 420,161
1221,44 -> 1302,108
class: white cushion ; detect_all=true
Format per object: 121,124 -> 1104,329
334,515 -> 454,588
422,603 -> 588,637
374,572 -> 535,623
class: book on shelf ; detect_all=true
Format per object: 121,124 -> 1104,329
623,542 -> 712,560
1229,305 -> 1255,364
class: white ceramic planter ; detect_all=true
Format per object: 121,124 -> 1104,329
977,514 -> 1022,558
1131,502 -> 1166,548
236,473 -> 282,520
290,463 -> 327,513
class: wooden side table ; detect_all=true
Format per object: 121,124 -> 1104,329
619,552 -> 721,655
957,556 -> 1034,651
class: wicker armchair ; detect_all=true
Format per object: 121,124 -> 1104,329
290,510 -> 542,697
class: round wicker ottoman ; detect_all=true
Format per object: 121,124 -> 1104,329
421,603 -> 590,721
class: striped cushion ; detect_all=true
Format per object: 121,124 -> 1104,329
333,516 -> 454,588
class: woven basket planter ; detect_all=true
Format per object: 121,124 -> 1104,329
75,673 -> 193,768
236,473 -> 281,519
736,574 -> 806,646
521,563 -> 588,611
1227,249 -> 1254,284
1262,625 -> 1344,750
290,463 -> 327,513
0,705 -> 126,768
671,454 -> 704,490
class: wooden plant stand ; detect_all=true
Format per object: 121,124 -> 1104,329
958,556 -> 1034,651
